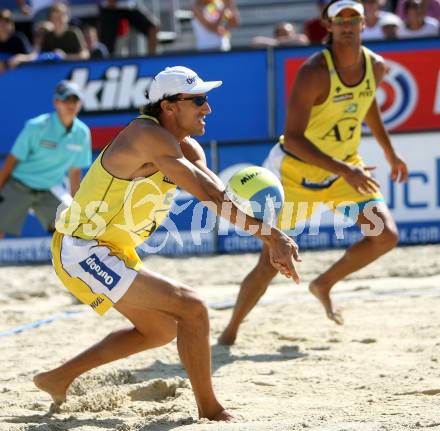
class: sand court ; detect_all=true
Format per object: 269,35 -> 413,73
1,244 -> 440,430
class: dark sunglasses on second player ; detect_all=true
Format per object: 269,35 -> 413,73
168,95 -> 208,106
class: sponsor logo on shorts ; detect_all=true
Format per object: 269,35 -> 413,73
90,297 -> 104,309
79,253 -> 121,290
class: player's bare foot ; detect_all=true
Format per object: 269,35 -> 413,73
217,329 -> 236,346
210,409 -> 236,421
309,280 -> 344,325
33,371 -> 70,406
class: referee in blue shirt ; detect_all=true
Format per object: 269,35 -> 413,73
0,80 -> 92,237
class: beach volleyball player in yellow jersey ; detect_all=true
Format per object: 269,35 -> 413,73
32,66 -> 301,421
219,0 -> 409,345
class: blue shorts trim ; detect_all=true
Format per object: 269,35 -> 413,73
337,197 -> 385,220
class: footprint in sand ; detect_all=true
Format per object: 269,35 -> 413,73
70,369 -> 138,396
63,387 -> 128,413
128,377 -> 189,402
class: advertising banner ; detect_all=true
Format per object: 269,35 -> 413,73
0,50 -> 269,155
274,39 -> 440,135
1,41 -> 439,262
2,41 -> 439,157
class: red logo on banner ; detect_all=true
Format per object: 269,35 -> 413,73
91,126 -> 124,150
284,49 -> 440,132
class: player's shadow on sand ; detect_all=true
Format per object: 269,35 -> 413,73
5,413 -> 193,431
132,343 -> 308,380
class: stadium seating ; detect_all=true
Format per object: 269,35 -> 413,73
6,0 -> 317,53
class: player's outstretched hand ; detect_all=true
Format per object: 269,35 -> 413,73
268,229 -> 301,283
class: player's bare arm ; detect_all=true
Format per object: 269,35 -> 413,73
152,128 -> 300,279
364,54 -> 409,183
180,136 -> 299,278
0,154 -> 18,189
105,118 -> 300,280
180,137 -> 225,189
69,168 -> 81,196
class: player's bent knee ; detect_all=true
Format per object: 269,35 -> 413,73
135,320 -> 177,348
381,225 -> 399,248
368,224 -> 399,251
188,297 -> 209,321
178,290 -> 209,323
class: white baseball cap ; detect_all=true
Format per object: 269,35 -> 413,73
380,13 -> 402,27
146,66 -> 222,104
327,0 -> 364,18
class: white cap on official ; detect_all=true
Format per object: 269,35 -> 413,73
145,66 -> 222,104
327,0 -> 364,18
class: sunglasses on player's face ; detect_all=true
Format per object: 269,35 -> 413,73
168,95 -> 208,107
332,16 -> 363,25
332,16 -> 362,25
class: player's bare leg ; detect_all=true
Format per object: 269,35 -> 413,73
310,202 -> 398,324
34,268 -> 234,421
34,306 -> 178,407
218,244 -> 277,345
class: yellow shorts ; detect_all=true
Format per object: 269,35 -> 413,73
51,231 -> 143,315
263,144 -> 384,230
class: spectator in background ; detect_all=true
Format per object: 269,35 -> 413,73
192,0 -> 240,51
15,0 -> 65,26
8,21 -> 66,69
0,80 -> 91,239
274,22 -> 309,45
396,0 -> 440,20
304,0 -> 331,44
40,3 -> 89,61
399,0 -> 439,36
362,0 -> 401,40
252,22 -> 309,47
0,9 -> 32,73
380,12 -> 403,38
82,24 -> 109,59
98,0 -> 159,56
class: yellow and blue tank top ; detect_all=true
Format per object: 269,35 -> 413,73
56,115 -> 177,251
281,46 -> 376,185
